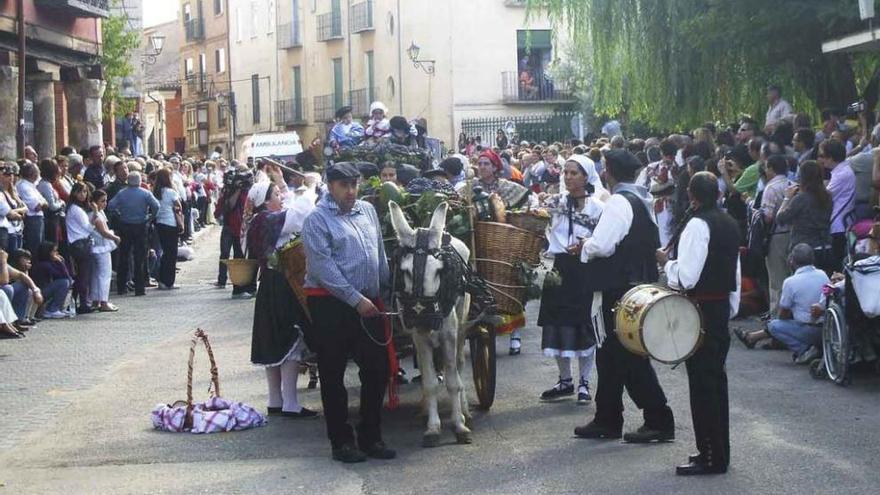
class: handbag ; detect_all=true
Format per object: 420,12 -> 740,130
151,329 -> 267,433
173,199 -> 185,234
69,237 -> 93,259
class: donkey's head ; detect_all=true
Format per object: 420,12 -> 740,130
389,201 -> 448,299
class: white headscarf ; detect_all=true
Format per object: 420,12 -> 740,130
247,181 -> 272,209
565,155 -> 605,193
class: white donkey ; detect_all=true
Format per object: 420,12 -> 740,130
389,201 -> 473,447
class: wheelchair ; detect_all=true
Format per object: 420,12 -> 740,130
810,232 -> 880,386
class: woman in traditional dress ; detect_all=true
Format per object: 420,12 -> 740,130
537,155 -> 605,404
246,179 -> 317,418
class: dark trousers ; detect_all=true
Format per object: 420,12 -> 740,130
218,226 -> 254,294
23,216 -> 44,253
117,222 -> 148,295
831,232 -> 847,273
44,212 -> 60,244
685,301 -> 731,468
307,295 -> 389,449
69,242 -> 93,306
156,224 -> 179,287
593,287 -> 674,432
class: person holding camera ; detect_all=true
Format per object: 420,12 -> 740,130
775,160 -> 833,273
215,166 -> 255,298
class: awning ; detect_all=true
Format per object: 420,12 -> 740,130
822,27 -> 880,54
517,30 -> 552,50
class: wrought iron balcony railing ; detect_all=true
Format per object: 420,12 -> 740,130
350,0 -> 374,33
184,18 -> 205,42
501,71 -> 574,103
275,98 -> 308,125
277,22 -> 303,49
317,11 -> 343,41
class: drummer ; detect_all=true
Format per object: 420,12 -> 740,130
656,171 -> 739,476
569,149 -> 675,443
537,156 -> 604,405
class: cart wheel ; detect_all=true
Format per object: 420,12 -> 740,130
809,359 -> 826,380
469,323 -> 497,411
823,302 -> 849,385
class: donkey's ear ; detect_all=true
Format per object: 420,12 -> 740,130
429,202 -> 448,233
389,201 -> 415,243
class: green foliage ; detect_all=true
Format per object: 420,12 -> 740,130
101,2 -> 141,114
529,0 -> 880,130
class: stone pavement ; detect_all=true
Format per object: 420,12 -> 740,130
1,226 -> 879,494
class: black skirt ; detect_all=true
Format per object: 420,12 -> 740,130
537,254 -> 596,353
250,267 -> 310,365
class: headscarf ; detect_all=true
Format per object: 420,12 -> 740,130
479,149 -> 504,175
247,181 -> 272,209
369,101 -> 388,115
565,155 -> 604,192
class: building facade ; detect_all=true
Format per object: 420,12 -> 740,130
142,18 -> 185,155
0,0 -> 108,159
270,0 -> 570,150
179,0 -> 231,156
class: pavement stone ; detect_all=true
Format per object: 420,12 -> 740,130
1,225 -> 879,494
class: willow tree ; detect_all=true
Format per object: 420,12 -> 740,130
530,0 -> 880,130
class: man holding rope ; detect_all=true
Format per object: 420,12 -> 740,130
302,162 -> 396,464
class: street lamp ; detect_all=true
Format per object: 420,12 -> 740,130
141,33 -> 166,67
406,41 -> 435,75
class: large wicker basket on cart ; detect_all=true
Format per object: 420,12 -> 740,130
473,221 -> 543,315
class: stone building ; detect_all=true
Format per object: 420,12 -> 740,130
271,0 -> 571,147
142,18 -> 186,155
179,0 -> 232,156
0,0 -> 108,159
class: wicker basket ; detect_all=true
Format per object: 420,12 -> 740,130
507,212 -> 550,236
221,259 -> 258,287
474,221 -> 543,266
277,241 -> 310,320
475,258 -> 526,314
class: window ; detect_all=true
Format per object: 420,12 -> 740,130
186,107 -> 198,148
366,51 -> 375,102
332,58 -> 343,110
268,0 -> 275,34
214,0 -> 222,15
183,3 -> 192,21
184,57 -> 194,75
215,48 -> 226,73
252,74 -> 261,124
516,29 -> 553,83
199,53 -> 207,74
218,104 -> 227,128
292,65 -> 302,121
235,7 -> 242,42
386,76 -> 395,100
186,107 -> 197,128
250,0 -> 258,38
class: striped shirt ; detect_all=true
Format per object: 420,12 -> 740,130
302,194 -> 389,307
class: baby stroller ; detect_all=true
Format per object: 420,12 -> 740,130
810,227 -> 880,386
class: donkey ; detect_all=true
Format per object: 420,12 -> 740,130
389,201 -> 473,447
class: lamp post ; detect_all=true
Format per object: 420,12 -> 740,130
406,41 -> 435,75
141,34 -> 166,68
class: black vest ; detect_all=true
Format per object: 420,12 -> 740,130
684,207 -> 739,295
583,190 -> 660,292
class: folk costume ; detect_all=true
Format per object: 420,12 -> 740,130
302,163 -> 395,462
247,181 -> 315,417
574,150 -> 675,441
665,198 -> 740,474
537,186 -> 603,403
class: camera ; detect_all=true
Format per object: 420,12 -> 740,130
847,100 -> 866,116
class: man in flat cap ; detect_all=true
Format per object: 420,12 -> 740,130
301,162 -> 395,464
329,106 -> 365,149
569,149 -> 675,444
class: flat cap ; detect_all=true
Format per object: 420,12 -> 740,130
326,162 -> 361,181
604,149 -> 642,176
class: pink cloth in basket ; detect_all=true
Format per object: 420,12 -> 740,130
151,397 -> 267,433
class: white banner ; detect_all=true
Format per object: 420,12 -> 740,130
247,132 -> 303,160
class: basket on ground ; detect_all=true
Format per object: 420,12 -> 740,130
221,259 -> 258,286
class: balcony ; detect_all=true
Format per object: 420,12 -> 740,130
277,22 -> 302,49
184,18 -> 205,42
349,88 -> 375,118
350,0 -> 374,33
501,71 -> 574,103
317,11 -> 343,41
35,0 -> 109,18
186,73 -> 208,96
275,98 -> 308,126
313,94 -> 343,122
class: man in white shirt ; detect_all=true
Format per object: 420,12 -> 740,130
570,149 -> 674,443
765,85 -> 794,131
15,161 -> 47,252
657,171 -> 739,476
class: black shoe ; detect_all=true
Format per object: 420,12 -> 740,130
281,408 -> 319,419
688,453 -> 703,464
267,407 -> 282,415
676,460 -> 727,476
577,381 -> 592,405
574,421 -> 622,439
76,305 -> 93,315
331,444 -> 367,463
361,441 -> 397,460
508,337 -> 522,356
540,379 -> 575,401
623,425 -> 675,443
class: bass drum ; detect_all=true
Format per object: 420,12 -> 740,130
614,284 -> 703,364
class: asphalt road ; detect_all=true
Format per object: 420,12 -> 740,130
1,226 -> 879,494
